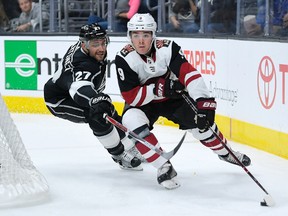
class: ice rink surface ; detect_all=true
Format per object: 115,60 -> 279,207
1,114 -> 288,216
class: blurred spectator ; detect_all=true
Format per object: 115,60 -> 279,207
207,0 -> 236,34
0,0 -> 9,32
67,1 -> 82,17
114,0 -> 141,32
277,12 -> 288,37
242,0 -> 258,16
58,1 -> 102,32
88,15 -> 108,29
166,0 -> 200,33
12,0 -> 49,32
243,14 -> 262,35
138,0 -> 158,22
243,0 -> 262,35
87,1 -> 108,30
244,0 -> 288,36
1,0 -> 21,20
272,0 -> 288,35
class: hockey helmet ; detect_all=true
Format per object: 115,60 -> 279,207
79,23 -> 109,43
127,13 -> 157,40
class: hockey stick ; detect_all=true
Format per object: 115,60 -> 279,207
103,113 -> 186,160
181,93 -> 275,207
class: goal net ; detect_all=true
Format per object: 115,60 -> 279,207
0,93 -> 49,204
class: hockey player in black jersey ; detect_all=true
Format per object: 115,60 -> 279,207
114,13 -> 251,189
44,23 -> 142,171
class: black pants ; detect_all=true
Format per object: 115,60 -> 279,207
124,97 -> 198,131
44,78 -> 125,138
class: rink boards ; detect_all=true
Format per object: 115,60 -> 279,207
0,35 -> 287,159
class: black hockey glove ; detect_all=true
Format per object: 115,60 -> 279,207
196,97 -> 217,131
154,78 -> 185,98
89,93 -> 115,126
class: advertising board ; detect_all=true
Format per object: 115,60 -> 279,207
0,35 -> 287,158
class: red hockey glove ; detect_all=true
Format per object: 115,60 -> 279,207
154,78 -> 185,98
196,97 -> 217,130
89,93 -> 115,126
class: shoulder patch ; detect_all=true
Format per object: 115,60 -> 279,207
120,44 -> 135,57
156,39 -> 171,49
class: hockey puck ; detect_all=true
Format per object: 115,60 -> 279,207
260,201 -> 268,206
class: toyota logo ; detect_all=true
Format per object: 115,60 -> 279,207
257,56 -> 277,109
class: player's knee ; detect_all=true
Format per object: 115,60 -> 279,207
88,117 -> 113,136
122,108 -> 149,131
133,124 -> 150,138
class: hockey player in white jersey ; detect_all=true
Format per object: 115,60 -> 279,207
44,23 -> 142,171
115,13 -> 251,189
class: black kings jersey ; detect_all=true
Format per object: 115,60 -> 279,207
45,41 -> 107,108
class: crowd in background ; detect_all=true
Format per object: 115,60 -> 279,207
0,0 -> 287,38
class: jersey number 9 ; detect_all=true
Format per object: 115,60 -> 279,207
117,68 -> 125,81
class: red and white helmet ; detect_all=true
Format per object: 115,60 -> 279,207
127,13 -> 157,40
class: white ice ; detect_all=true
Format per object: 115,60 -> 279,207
1,113 -> 288,216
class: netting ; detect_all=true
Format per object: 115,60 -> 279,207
0,93 -> 49,203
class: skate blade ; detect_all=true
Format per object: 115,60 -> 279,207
160,178 -> 181,190
119,164 -> 143,171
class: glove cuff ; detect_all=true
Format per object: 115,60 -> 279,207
154,78 -> 165,97
90,93 -> 112,106
196,98 -> 217,110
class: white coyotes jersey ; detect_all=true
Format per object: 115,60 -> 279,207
120,40 -> 173,84
115,38 -> 209,107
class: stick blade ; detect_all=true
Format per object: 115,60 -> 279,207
261,194 -> 275,207
172,131 -> 186,155
161,132 -> 187,160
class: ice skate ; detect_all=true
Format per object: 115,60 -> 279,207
157,161 -> 180,189
127,146 -> 147,163
112,151 -> 143,171
218,150 -> 251,166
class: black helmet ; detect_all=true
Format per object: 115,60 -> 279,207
79,23 -> 108,42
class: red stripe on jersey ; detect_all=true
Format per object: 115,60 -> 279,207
136,86 -> 147,106
178,62 -> 197,84
186,74 -> 201,86
121,86 -> 143,106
